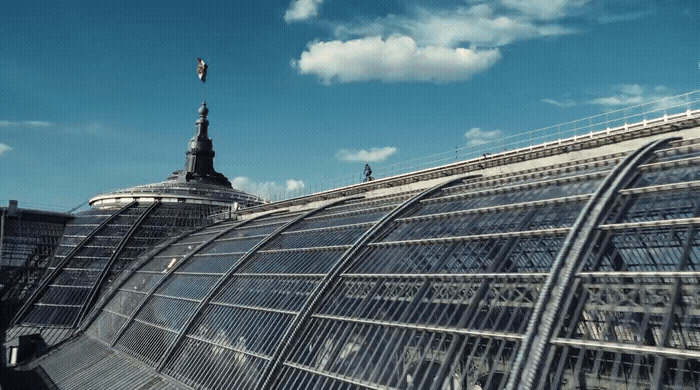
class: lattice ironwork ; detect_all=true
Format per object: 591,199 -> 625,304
13,133 -> 700,390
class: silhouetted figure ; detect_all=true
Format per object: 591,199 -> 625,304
363,164 -> 374,182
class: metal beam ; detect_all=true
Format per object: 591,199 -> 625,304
368,228 -> 571,247
155,197 -> 355,371
258,174 -> 475,390
341,272 -> 550,279
429,206 -> 542,390
311,313 -> 524,341
550,338 -> 700,360
0,208 -> 5,273
282,361 -> 397,390
579,270 -> 700,277
424,171 -> 609,205
108,211 -> 274,346
80,212 -> 231,332
507,138 -> 675,390
600,217 -> 700,230
651,208 -> 698,390
74,201 -> 161,327
10,201 -> 137,326
395,194 -> 590,223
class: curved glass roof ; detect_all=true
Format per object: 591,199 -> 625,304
7,203 -> 231,347
89,180 -> 266,208
20,133 -> 700,390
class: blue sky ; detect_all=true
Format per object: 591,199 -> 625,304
1,0 -> 699,209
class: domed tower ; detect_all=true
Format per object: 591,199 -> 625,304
89,102 -> 264,208
170,101 -> 232,187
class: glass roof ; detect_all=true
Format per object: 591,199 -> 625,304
17,135 -> 700,390
7,203 -> 231,348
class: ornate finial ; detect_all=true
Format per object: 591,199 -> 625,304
198,101 -> 208,118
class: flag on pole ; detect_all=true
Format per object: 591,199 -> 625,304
197,58 -> 208,83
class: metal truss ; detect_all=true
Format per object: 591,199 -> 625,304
508,138 -> 674,389
154,197 -> 353,371
19,132 -> 700,390
259,175 -> 473,389
73,201 -> 161,327
10,201 -> 137,326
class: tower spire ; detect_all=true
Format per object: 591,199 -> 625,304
168,101 -> 232,188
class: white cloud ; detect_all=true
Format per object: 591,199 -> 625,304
336,146 -> 398,162
295,2 -> 580,84
334,4 -> 574,49
0,120 -> 54,128
500,0 -> 588,20
290,0 -> 643,84
588,84 -> 686,110
284,0 -> 323,23
541,98 -> 576,107
285,179 -> 305,191
0,120 -> 109,136
0,143 -> 11,156
596,9 -> 655,24
464,128 -> 503,146
410,9 -> 571,48
296,36 -> 501,83
231,176 -> 306,198
545,84 -> 688,112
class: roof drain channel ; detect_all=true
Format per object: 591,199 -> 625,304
506,137 -> 677,390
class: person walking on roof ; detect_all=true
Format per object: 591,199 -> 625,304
363,164 -> 374,182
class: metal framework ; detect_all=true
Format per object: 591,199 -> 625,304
508,138 -> 672,389
14,131 -> 700,390
10,202 -> 136,326
74,201 -> 161,327
6,202 -> 231,348
261,174 -> 477,388
0,210 -> 70,305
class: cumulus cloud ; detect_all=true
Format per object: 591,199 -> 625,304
289,0 -> 642,84
293,1 -> 583,84
296,36 -> 501,84
284,0 -> 323,23
285,179 -> 305,191
0,120 -> 54,128
231,176 -> 306,198
336,146 -> 398,162
0,143 -> 12,156
464,128 -> 503,146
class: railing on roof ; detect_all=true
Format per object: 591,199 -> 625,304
0,201 -> 73,214
259,89 -> 700,202
96,182 -> 263,201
